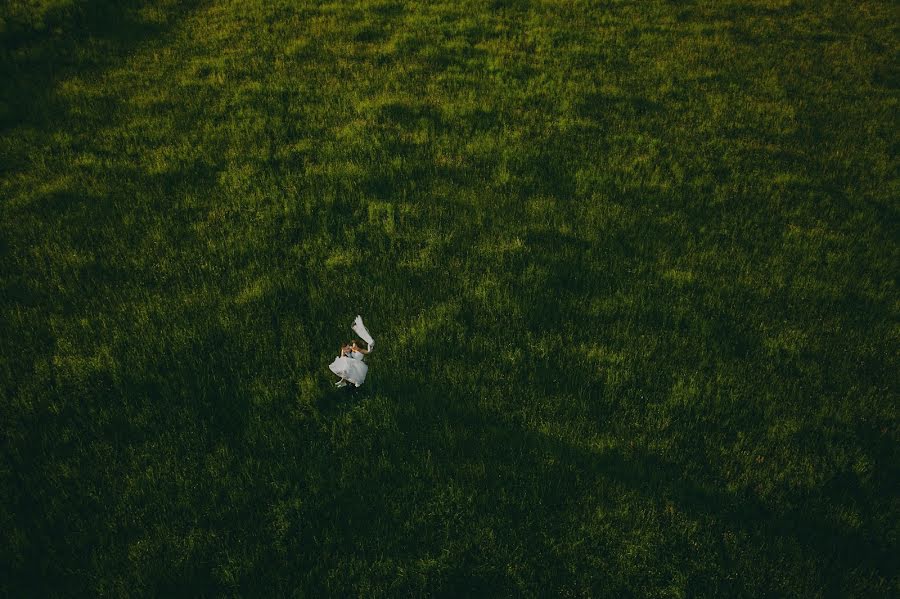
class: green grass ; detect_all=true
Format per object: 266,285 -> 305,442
1,0 -> 897,595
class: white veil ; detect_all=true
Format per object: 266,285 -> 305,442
352,315 -> 375,351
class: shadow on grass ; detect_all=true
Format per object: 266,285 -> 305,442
2,314 -> 253,595
524,424 -> 895,596
305,363 -> 838,594
0,0 -> 200,135
6,271 -> 890,596
378,374 -> 894,595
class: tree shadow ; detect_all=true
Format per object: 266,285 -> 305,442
383,381 -> 895,595
0,0 -> 201,134
517,422 -> 896,596
476,221 -> 894,593
2,311 -> 253,595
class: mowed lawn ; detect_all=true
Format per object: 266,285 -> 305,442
1,0 -> 897,595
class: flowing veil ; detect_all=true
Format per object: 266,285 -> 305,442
352,315 -> 375,351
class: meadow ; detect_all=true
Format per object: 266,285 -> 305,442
1,0 -> 897,596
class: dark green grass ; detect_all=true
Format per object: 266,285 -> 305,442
1,0 -> 897,596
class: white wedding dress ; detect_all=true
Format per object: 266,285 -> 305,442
328,351 -> 368,387
328,316 -> 374,387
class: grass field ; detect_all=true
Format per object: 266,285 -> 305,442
1,0 -> 897,596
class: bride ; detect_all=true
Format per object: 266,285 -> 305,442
329,316 -> 375,388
